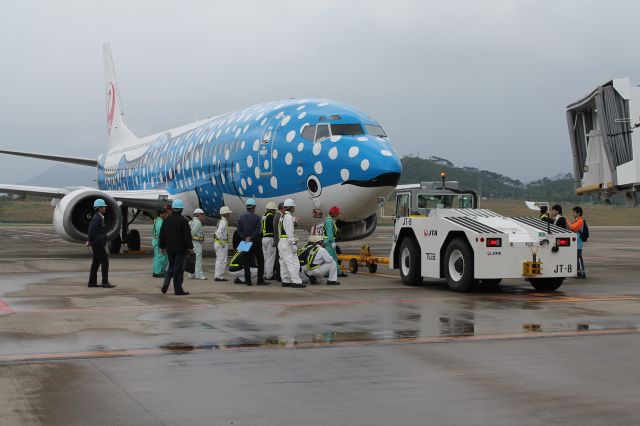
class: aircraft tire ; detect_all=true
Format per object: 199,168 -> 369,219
108,235 -> 122,254
127,229 -> 141,251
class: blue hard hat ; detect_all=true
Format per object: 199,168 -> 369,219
246,198 -> 257,207
172,199 -> 185,209
93,199 -> 107,208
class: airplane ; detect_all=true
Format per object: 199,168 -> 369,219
0,44 -> 402,253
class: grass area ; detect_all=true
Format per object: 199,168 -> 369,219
0,201 -> 53,223
379,199 -> 640,226
480,199 -> 640,226
1,199 -> 638,226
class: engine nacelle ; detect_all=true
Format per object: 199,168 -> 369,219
53,188 -> 122,243
336,213 -> 378,242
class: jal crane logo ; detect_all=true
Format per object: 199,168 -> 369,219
105,82 -> 116,135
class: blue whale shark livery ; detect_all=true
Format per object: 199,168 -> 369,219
0,44 -> 401,251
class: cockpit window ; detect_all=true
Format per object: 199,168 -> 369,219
330,124 -> 364,136
301,124 -> 315,141
365,124 -> 387,137
315,124 -> 330,142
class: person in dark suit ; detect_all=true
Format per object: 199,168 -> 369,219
551,204 -> 567,229
159,199 -> 193,295
86,199 -> 115,288
236,198 -> 266,286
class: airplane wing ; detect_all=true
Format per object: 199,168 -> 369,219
0,184 -> 172,210
0,149 -> 97,167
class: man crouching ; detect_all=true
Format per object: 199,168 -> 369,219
300,235 -> 340,285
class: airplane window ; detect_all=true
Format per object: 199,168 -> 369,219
301,125 -> 316,141
315,124 -> 330,142
331,124 -> 364,136
365,124 -> 387,137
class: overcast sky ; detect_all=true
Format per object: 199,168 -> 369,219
1,0 -> 638,184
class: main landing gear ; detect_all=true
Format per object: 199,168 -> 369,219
108,205 -> 142,254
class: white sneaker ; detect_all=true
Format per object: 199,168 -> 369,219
197,276 -> 208,280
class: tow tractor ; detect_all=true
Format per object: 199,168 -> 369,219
390,179 -> 577,292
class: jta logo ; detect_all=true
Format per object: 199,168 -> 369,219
425,253 -> 436,260
486,251 -> 502,256
106,82 -> 116,135
423,229 -> 437,237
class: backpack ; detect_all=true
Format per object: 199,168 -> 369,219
580,220 -> 589,242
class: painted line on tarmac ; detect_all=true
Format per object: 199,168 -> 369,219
0,327 -> 637,364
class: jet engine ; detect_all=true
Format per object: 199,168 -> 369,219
52,188 -> 122,243
336,213 -> 378,241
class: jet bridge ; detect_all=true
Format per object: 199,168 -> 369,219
566,78 -> 640,206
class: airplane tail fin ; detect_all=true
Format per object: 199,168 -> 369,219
103,43 -> 138,148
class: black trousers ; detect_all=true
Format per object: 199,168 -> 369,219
163,252 -> 187,294
89,245 -> 109,285
246,240 -> 264,283
273,245 -> 281,280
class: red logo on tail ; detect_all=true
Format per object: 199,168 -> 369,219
106,82 -> 116,135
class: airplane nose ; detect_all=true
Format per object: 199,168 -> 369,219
341,144 -> 402,188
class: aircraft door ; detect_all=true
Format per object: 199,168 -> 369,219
259,116 -> 281,176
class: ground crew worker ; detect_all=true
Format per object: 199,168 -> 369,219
214,206 -> 232,282
159,199 -> 193,295
569,206 -> 586,279
228,249 -> 258,284
188,208 -> 207,280
324,206 -> 347,277
261,202 -> 277,280
551,204 -> 567,229
301,235 -> 340,285
86,199 -> 115,288
237,198 -> 266,286
539,205 -> 550,222
278,198 -> 304,288
272,202 -> 285,281
152,206 -> 169,277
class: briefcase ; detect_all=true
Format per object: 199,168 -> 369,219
185,252 -> 196,274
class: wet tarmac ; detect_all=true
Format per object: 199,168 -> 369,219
0,224 -> 639,425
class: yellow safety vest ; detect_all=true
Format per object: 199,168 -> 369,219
189,220 -> 205,241
279,211 -> 292,238
306,245 -> 321,270
261,211 -> 274,237
214,218 -> 229,244
323,215 -> 338,240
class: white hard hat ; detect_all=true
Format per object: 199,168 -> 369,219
284,198 -> 296,207
309,235 -> 323,243
194,208 -> 204,215
219,206 -> 232,215
266,201 -> 277,210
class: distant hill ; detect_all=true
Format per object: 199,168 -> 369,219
23,164 -> 96,187
400,156 -> 586,202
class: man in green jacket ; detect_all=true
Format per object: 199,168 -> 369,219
324,206 -> 347,277
152,206 -> 169,277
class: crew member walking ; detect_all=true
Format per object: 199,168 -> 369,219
152,206 -> 170,277
188,208 -> 207,280
87,199 -> 115,288
324,206 -> 346,277
159,199 -> 193,295
261,202 -> 277,280
278,198 -> 304,288
214,206 -> 232,281
237,198 -> 266,286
